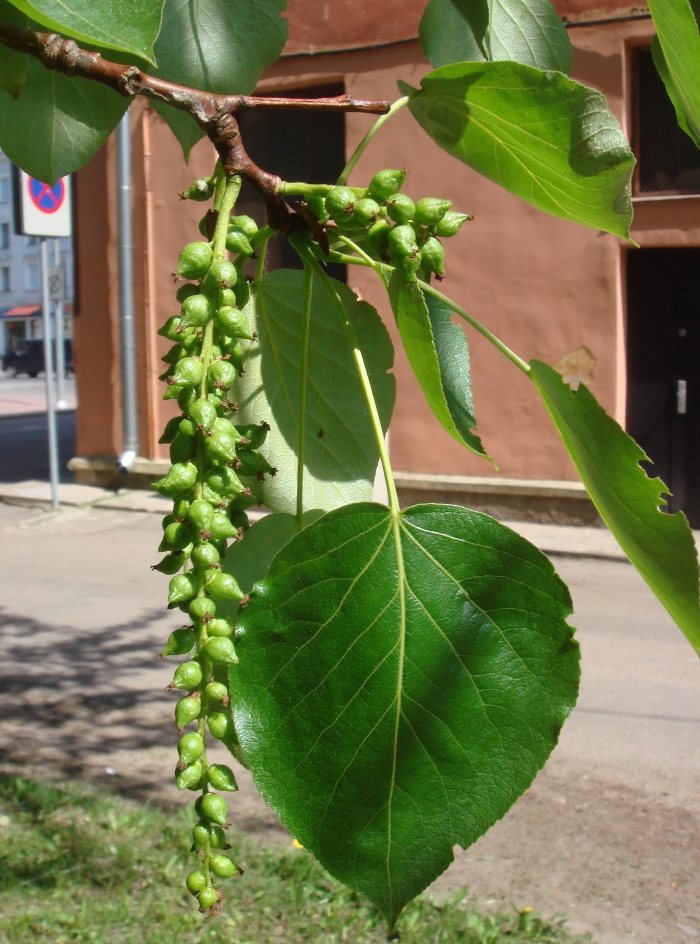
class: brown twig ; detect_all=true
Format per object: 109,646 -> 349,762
0,20 -> 391,223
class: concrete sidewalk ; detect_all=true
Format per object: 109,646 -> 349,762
2,477 -> 698,561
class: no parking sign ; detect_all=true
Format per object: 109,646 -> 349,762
13,168 -> 72,237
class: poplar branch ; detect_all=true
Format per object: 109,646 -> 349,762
0,20 -> 391,223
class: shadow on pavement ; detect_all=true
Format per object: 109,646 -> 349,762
0,411 -> 76,483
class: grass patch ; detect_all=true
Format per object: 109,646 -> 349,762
0,774 -> 591,944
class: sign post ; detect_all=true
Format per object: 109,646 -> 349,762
13,169 -> 72,508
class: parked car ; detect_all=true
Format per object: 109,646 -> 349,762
2,338 -> 74,377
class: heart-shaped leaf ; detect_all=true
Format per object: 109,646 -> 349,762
389,271 -> 489,459
236,270 -> 395,515
231,502 -> 579,925
530,360 -> 700,655
420,0 -> 572,74
401,61 -> 635,239
4,0 -> 164,63
0,54 -> 128,182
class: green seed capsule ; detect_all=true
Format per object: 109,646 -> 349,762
413,196 -> 452,226
177,241 -> 213,280
200,792 -> 228,825
205,681 -> 229,703
168,430 -> 195,465
158,416 -> 183,445
192,820 -> 226,848
187,498 -> 215,532
175,283 -> 199,304
234,422 -> 269,450
215,306 -> 253,340
209,513 -> 238,541
306,193 -> 329,223
181,293 -> 213,329
181,177 -> 215,202
367,168 -> 406,202
434,210 -> 472,237
388,223 -> 420,262
202,258 -> 238,292
171,661 -> 202,691
175,759 -> 203,791
386,193 -> 416,224
225,228 -> 254,257
175,694 -> 201,728
208,764 -> 238,793
174,497 -> 190,518
168,573 -> 197,606
186,870 -> 208,895
420,235 -> 446,278
198,886 -> 219,912
176,386 -> 197,411
204,636 -> 239,665
207,711 -> 233,741
191,543 -> 221,571
233,278 -> 251,309
152,553 -> 187,576
161,627 -> 196,657
188,596 -> 216,622
229,215 -> 258,238
206,617 -> 233,638
161,521 -> 192,551
236,450 -> 276,478
178,731 -> 205,765
325,186 -> 356,224
188,397 -> 217,431
205,431 -> 238,466
208,359 -> 236,388
153,461 -> 197,498
367,218 -> 391,258
158,315 -> 186,340
207,572 -> 245,602
206,467 -> 244,497
209,854 -> 238,878
170,356 -> 203,388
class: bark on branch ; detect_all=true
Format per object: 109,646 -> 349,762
0,20 -> 391,224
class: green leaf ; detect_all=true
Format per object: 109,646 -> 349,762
152,0 -> 287,94
3,0 -> 163,64
151,99 -> 204,161
232,502 -> 579,925
388,272 -> 488,459
219,511 -> 324,610
420,0 -> 572,74
0,54 -> 128,182
0,2 -> 28,98
236,270 -> 395,515
402,61 -> 635,239
529,360 -> 700,656
648,0 -> 700,148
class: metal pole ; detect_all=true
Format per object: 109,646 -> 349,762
40,237 -> 60,508
116,111 -> 139,471
53,238 -> 67,409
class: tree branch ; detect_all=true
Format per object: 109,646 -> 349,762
0,20 -> 391,226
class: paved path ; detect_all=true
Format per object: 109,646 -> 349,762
0,373 -> 76,416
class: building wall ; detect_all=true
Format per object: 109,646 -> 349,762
72,9 -> 698,495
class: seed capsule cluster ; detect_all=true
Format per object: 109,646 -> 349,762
311,169 -> 472,279
154,183 -> 273,913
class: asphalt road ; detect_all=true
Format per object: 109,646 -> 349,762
0,375 -> 76,483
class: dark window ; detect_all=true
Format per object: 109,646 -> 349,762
633,47 -> 700,194
236,83 -> 346,279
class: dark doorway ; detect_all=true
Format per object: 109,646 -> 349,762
626,249 -> 700,526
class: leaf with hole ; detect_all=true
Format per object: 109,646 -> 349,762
236,270 -> 395,515
401,60 -> 635,239
232,502 -> 579,925
420,0 -> 572,74
530,360 -> 700,656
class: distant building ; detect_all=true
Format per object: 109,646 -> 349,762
0,149 -> 74,360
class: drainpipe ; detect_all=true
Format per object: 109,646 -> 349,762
116,110 -> 139,473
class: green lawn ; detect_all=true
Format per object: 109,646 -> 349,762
0,774 -> 591,944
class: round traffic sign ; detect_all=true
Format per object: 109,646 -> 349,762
27,177 -> 65,214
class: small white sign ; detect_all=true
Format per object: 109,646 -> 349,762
17,171 -> 72,237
